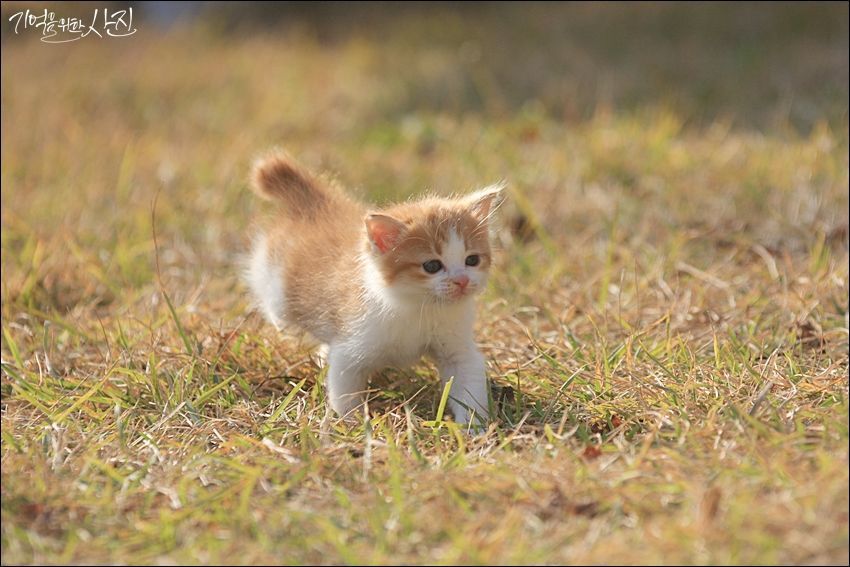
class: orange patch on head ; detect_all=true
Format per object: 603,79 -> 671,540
366,191 -> 499,284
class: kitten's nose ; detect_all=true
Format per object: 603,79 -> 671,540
451,275 -> 470,290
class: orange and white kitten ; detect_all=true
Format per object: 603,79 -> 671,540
245,151 -> 504,426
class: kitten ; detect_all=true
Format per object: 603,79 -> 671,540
245,150 -> 504,426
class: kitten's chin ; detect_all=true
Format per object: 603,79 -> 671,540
445,291 -> 470,302
436,288 -> 479,303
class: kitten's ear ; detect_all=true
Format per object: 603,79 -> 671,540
465,181 -> 507,223
365,213 -> 407,254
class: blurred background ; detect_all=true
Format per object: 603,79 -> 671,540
180,1 -> 849,130
7,1 -> 847,126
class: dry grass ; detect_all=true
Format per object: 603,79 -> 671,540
2,3 -> 848,565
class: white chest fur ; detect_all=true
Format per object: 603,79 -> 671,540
324,255 -> 488,425
357,299 -> 474,369
348,256 -> 476,370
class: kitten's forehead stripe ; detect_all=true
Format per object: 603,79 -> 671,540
445,227 -> 466,268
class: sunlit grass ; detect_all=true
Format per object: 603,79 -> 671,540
2,4 -> 848,565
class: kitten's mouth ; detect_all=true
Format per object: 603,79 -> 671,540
445,287 -> 473,301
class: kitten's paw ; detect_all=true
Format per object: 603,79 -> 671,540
329,394 -> 367,422
452,410 -> 492,436
312,343 -> 329,368
461,422 -> 490,436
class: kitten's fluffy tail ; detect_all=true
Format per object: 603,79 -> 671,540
250,150 -> 332,217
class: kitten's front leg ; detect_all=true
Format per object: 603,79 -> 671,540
434,342 -> 491,427
326,346 -> 369,419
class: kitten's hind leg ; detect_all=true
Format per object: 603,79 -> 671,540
245,233 -> 286,330
326,346 -> 369,419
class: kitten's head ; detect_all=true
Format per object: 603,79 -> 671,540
364,183 -> 505,303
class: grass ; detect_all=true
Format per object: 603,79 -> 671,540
2,3 -> 849,565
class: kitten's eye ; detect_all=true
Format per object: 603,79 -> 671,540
422,259 -> 443,274
465,254 -> 480,267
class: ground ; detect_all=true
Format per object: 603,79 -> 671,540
1,3 -> 848,565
